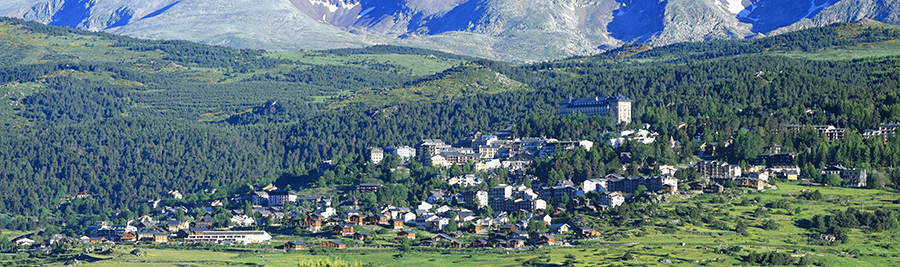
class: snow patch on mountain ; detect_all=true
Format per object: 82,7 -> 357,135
717,0 -> 745,14
308,0 -> 358,13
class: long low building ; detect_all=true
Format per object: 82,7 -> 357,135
185,231 -> 272,245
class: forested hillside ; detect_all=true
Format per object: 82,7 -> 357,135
1,17 -> 900,234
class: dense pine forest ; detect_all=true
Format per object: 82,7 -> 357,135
1,17 -> 900,237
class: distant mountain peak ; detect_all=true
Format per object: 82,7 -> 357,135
2,0 -> 899,62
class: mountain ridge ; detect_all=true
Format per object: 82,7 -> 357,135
1,0 -> 900,62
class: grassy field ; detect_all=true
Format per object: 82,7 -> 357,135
267,51 -> 467,76
325,63 -> 530,110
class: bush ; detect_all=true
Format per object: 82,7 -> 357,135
825,174 -> 843,187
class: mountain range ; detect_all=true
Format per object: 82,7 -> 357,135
2,0 -> 900,62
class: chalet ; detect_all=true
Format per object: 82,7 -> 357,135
153,233 -> 169,243
120,232 -> 137,242
489,232 -> 508,240
368,214 -> 390,225
708,183 -> 725,194
548,223 -> 570,234
471,239 -> 490,247
431,233 -> 454,242
347,214 -> 366,225
498,224 -> 517,233
348,214 -> 366,225
354,232 -> 374,241
574,227 -> 601,237
690,182 -> 705,191
539,234 -> 557,245
508,239 -> 526,248
468,224 -> 483,233
325,217 -> 343,226
392,219 -> 405,229
136,232 -> 160,241
307,219 -> 323,232
284,241 -> 307,250
320,240 -> 346,249
509,230 -> 527,239
335,224 -> 355,236
307,213 -> 327,222
784,169 -> 800,180
396,231 -> 417,240
448,240 -> 466,248
164,220 -> 190,232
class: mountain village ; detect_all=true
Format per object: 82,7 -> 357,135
9,96 -> 875,254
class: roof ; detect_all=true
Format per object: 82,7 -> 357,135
267,190 -> 293,196
289,241 -> 306,245
560,95 -> 630,105
325,240 -> 345,245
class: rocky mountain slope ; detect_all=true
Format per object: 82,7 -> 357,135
1,0 -> 899,62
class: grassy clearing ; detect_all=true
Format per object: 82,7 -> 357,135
266,51 -> 466,76
326,64 -> 530,110
779,40 -> 900,60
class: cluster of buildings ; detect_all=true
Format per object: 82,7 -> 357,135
786,123 -> 900,141
692,152 -> 866,190
368,135 -> 594,173
785,124 -> 847,142
862,123 -> 900,139
368,95 -> 634,172
80,219 -> 272,245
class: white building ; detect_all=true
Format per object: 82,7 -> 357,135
369,147 -> 384,165
230,215 -> 255,227
426,154 -> 452,167
475,159 -> 502,171
448,174 -> 484,187
659,165 -> 678,176
185,231 -> 272,245
559,95 -> 632,124
582,179 -> 608,193
386,146 -> 416,164
600,192 -> 625,208
416,202 -> 433,214
745,172 -> 769,182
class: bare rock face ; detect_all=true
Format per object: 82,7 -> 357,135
1,0 -> 899,62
